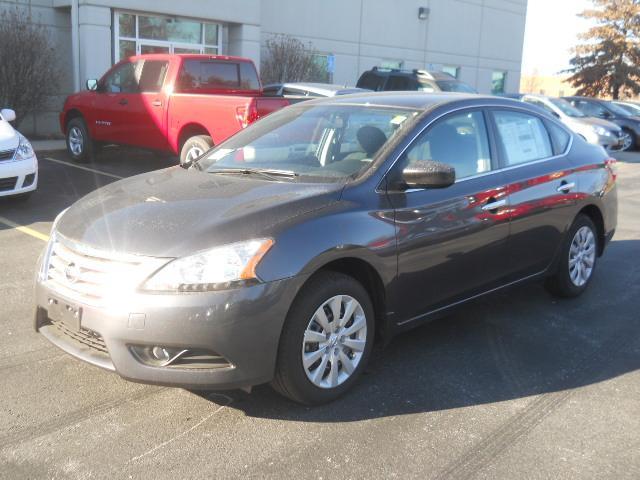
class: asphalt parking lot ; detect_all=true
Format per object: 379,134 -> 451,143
1,147 -> 639,479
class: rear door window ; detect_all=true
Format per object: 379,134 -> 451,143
544,120 -> 571,154
385,75 -> 413,91
357,72 -> 383,91
492,110 -> 553,166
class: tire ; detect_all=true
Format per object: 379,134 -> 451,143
621,128 -> 636,151
271,271 -> 375,405
66,117 -> 93,162
179,135 -> 213,166
545,214 -> 599,298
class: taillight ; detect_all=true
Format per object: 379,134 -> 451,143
235,101 -> 259,129
604,157 -> 618,181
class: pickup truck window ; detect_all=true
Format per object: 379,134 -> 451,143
102,60 -> 168,93
177,60 -> 260,92
104,62 -> 138,94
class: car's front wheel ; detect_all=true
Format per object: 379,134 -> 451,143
271,271 -> 375,405
621,128 -> 636,151
545,214 -> 598,298
66,117 -> 93,162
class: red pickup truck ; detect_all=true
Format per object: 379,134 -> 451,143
60,54 -> 290,164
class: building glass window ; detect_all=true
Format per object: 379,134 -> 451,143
311,54 -> 332,83
491,71 -> 507,94
442,65 -> 460,78
114,11 -> 222,62
380,60 -> 404,70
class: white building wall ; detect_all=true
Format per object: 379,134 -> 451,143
1,0 -> 527,136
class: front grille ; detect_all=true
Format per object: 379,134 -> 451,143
0,149 -> 15,161
0,176 -> 17,191
48,318 -> 108,354
45,236 -> 164,305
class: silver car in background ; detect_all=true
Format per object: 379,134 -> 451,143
522,94 -> 624,152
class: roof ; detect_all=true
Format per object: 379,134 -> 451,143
295,90 -> 533,111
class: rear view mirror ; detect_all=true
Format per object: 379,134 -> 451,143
86,79 -> 98,91
401,160 -> 456,189
0,108 -> 16,122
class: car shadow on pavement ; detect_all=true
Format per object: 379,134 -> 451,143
202,239 -> 640,422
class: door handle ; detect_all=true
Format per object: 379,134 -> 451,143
152,100 -> 162,107
557,182 -> 576,193
118,98 -> 128,106
481,199 -> 507,212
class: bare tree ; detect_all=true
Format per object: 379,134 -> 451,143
521,69 -> 542,94
0,7 -> 61,127
260,34 -> 327,84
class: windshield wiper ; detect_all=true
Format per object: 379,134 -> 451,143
206,167 -> 299,181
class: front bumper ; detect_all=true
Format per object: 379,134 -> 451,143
585,131 -> 624,151
34,275 -> 305,390
0,156 -> 38,197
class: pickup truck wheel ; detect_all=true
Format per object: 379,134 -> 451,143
66,118 -> 93,163
180,135 -> 213,166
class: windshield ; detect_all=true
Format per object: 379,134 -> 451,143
549,98 -> 586,118
197,104 -> 420,181
435,80 -> 477,93
607,101 -> 634,117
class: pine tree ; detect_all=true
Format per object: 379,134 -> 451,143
566,0 -> 640,99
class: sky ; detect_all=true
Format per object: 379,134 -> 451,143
521,0 -> 594,76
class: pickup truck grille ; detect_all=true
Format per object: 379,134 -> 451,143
45,235 -> 166,305
0,149 -> 15,161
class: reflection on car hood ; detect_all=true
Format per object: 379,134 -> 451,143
579,117 -> 621,130
0,120 -> 18,150
56,166 -> 343,257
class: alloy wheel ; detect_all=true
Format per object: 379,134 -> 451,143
301,295 -> 367,389
568,226 -> 596,287
621,131 -> 633,151
185,146 -> 204,164
68,127 -> 84,155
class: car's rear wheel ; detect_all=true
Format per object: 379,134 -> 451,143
66,117 -> 93,162
180,135 -> 213,166
545,214 -> 598,298
271,271 -> 375,405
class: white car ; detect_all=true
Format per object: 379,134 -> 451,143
0,108 -> 38,199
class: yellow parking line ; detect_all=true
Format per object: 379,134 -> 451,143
0,216 -> 49,242
43,157 -> 123,180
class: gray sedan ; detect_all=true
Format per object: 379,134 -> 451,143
35,93 -> 617,404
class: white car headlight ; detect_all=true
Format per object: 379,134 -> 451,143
142,238 -> 274,292
15,134 -> 35,161
593,126 -> 611,137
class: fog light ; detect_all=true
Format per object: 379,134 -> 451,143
152,346 -> 171,362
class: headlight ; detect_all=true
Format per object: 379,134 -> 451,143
593,126 -> 611,136
142,238 -> 274,292
15,134 -> 35,160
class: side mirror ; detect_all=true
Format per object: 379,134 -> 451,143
601,111 -> 612,119
86,79 -> 98,91
401,160 -> 456,189
551,111 -> 561,119
0,108 -> 16,122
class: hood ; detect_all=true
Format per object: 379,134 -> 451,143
578,116 -> 621,131
56,167 -> 343,257
0,120 -> 18,150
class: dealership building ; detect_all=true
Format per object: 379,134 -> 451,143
1,0 -> 528,136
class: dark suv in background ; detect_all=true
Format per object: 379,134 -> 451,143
357,67 -> 477,93
564,96 -> 640,151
